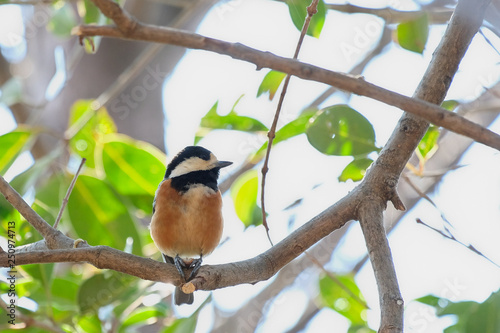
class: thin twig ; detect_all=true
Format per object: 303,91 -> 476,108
53,158 -> 86,229
261,0 -> 320,247
416,218 -> 500,269
402,173 -> 454,229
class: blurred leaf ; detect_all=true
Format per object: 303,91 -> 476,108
22,263 -> 55,306
32,173 -> 69,225
441,100 -> 459,111
77,313 -> 102,333
396,13 -> 429,54
81,0 -> 103,24
48,3 -> 77,37
286,0 -> 326,38
162,316 -> 198,333
415,294 -> 441,307
9,147 -> 61,196
0,77 -> 22,106
254,109 -> 316,160
77,0 -> 106,52
99,135 -> 165,197
68,100 -> 116,168
195,101 -> 267,144
67,175 -> 143,255
339,158 -> 373,182
319,273 -> 368,326
347,326 -> 376,333
306,105 -> 379,156
113,286 -> 159,321
0,127 -> 33,175
418,125 -> 439,159
78,272 -> 137,314
230,169 -> 262,228
121,306 -> 165,329
82,36 -> 100,54
257,70 -> 287,100
51,277 -> 80,311
417,290 -> 500,333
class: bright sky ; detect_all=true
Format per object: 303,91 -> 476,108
1,0 -> 500,332
162,1 -> 500,333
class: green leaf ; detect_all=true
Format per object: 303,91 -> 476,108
99,135 -> 165,197
0,77 -> 22,106
0,127 -> 33,175
339,158 -> 373,182
230,169 -> 262,228
417,291 -> 500,333
67,175 -> 143,255
418,126 -> 439,159
257,71 -> 287,100
81,0 -> 103,24
78,0 -> 107,52
286,0 -> 326,38
254,109 -> 316,160
51,277 -> 80,310
78,272 -> 137,314
319,273 -> 368,326
441,100 -> 459,111
77,313 -> 102,333
121,307 -> 165,328
306,105 -> 379,156
396,13 -> 429,54
47,3 -> 77,37
0,149 -> 58,220
195,101 -> 267,144
347,326 -> 376,333
9,147 -> 61,196
22,262 -> 55,309
162,316 -> 198,333
32,173 -> 69,225
415,294 -> 441,307
68,99 -> 117,168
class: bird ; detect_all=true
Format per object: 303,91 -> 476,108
150,146 -> 232,305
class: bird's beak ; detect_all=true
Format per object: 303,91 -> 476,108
216,161 -> 233,169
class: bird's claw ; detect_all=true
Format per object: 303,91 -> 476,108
174,255 -> 203,281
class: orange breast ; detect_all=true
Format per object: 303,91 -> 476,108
150,179 -> 224,259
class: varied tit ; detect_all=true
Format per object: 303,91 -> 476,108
150,146 -> 232,305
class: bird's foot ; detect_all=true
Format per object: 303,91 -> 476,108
174,255 -> 203,281
174,255 -> 188,280
187,256 -> 203,281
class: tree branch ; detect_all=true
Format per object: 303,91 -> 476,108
72,4 -> 500,151
357,0 -> 492,331
358,197 -> 403,332
0,168 -> 356,292
323,3 -> 453,24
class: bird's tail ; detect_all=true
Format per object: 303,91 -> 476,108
175,286 -> 194,305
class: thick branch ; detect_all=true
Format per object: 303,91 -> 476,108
359,0 -> 491,332
0,246 -> 183,285
0,200 -> 355,290
72,23 -> 500,151
0,171 -> 356,291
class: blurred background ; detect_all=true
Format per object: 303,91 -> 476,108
0,0 -> 500,332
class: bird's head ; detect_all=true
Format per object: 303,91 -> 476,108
165,146 -> 232,180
